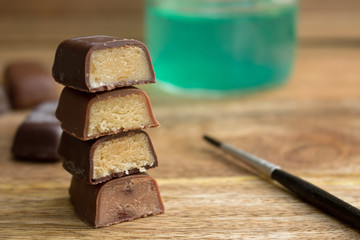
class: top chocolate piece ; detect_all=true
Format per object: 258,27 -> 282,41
52,36 -> 155,93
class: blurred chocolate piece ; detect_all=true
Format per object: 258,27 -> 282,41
12,101 -> 61,162
56,87 -> 159,141
4,61 -> 57,109
0,83 -> 10,114
52,36 -> 155,93
69,174 -> 165,228
59,130 -> 158,184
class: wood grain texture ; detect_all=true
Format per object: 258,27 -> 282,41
1,0 -> 360,239
1,176 -> 360,239
1,46 -> 360,238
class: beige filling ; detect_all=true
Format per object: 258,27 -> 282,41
92,133 -> 155,179
87,94 -> 155,137
89,46 -> 152,88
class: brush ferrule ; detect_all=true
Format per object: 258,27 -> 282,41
222,143 -> 280,178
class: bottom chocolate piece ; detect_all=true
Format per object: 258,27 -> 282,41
11,101 -> 61,161
0,83 -> 10,114
69,174 -> 165,228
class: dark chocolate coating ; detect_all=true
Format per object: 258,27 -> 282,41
0,83 -> 10,114
11,101 -> 62,162
52,35 -> 155,92
58,130 -> 158,184
69,174 -> 165,228
4,61 -> 57,109
55,86 -> 159,141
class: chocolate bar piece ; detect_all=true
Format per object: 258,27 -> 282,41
58,130 -> 158,184
4,61 -> 57,109
12,101 -> 61,162
52,36 -> 155,92
69,174 -> 165,228
56,87 -> 159,140
0,83 -> 10,114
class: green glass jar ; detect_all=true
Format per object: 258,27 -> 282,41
146,0 -> 298,95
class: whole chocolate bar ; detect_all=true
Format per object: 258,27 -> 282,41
58,130 -> 158,184
4,61 -> 57,109
12,101 -> 61,161
69,174 -> 165,228
52,35 -> 155,92
0,83 -> 10,114
56,87 -> 159,140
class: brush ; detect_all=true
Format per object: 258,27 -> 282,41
203,135 -> 360,229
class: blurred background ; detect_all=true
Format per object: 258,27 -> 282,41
1,0 -> 359,73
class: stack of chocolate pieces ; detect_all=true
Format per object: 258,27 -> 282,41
52,36 -> 164,228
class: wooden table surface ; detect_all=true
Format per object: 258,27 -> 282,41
1,1 -> 360,239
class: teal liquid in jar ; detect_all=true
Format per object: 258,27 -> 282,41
146,0 -> 297,92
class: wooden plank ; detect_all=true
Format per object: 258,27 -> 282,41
0,45 -> 360,237
1,177 -> 360,239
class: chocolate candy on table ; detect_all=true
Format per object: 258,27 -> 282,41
56,86 -> 159,141
12,101 -> 61,162
52,36 -> 155,93
69,174 -> 165,228
0,83 -> 10,114
58,130 -> 158,184
4,61 -> 57,109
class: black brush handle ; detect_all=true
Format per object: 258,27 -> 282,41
271,169 -> 360,229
